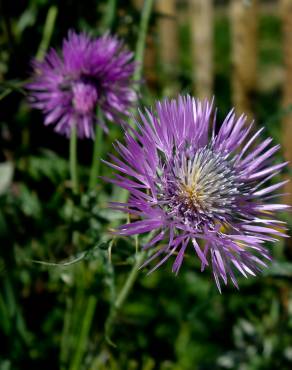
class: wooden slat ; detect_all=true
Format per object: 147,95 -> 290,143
230,0 -> 258,119
156,0 -> 179,94
190,0 -> 214,99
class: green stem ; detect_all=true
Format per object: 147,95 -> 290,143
126,0 -> 154,132
113,0 -> 154,205
134,0 -> 154,82
115,251 -> 145,308
89,123 -> 103,189
36,6 -> 58,61
105,250 -> 146,346
70,123 -> 79,194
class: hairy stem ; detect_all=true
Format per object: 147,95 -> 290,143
105,249 -> 146,346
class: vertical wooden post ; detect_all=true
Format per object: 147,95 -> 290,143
190,0 -> 214,99
156,0 -> 179,94
230,0 -> 258,119
280,0 -> 292,207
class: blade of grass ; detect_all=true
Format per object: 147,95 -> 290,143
36,6 -> 58,61
60,297 -> 73,370
69,295 -> 97,370
101,0 -> 117,31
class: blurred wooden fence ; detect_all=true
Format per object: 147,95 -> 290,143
134,0 -> 291,207
281,0 -> 292,207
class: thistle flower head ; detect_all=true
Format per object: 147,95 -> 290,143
27,31 -> 137,138
105,96 -> 289,291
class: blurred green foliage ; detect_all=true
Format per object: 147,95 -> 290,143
0,1 -> 291,370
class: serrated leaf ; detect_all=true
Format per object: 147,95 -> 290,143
28,150 -> 68,183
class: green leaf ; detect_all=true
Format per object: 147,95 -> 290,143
18,184 -> 41,218
0,162 -> 14,196
264,262 -> 292,277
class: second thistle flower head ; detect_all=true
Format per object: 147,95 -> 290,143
106,96 -> 289,291
27,31 -> 137,138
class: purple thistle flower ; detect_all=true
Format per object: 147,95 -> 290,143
105,95 -> 289,291
27,31 -> 137,138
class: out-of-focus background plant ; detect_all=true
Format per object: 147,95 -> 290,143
0,0 -> 291,369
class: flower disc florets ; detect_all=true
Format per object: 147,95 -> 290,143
105,96 -> 288,291
160,146 -> 243,229
27,31 -> 137,138
72,81 -> 98,115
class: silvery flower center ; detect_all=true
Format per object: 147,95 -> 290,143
72,81 -> 98,114
160,147 -> 241,228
